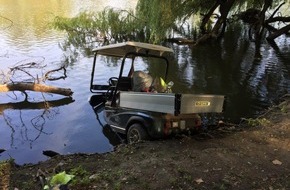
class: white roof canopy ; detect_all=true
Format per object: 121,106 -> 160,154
93,41 -> 173,58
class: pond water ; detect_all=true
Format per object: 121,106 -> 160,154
0,0 -> 289,165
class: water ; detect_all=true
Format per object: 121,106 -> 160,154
0,1 -> 289,165
0,0 -> 137,164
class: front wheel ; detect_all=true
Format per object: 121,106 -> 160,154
127,123 -> 149,144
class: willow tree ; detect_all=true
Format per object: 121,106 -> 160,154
197,0 -> 290,45
135,0 -> 238,44
135,0 -> 219,43
135,0 -> 290,58
51,0 -> 213,45
135,0 -> 188,43
52,0 -> 290,52
52,7 -> 140,51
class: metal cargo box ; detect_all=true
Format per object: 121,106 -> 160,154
119,92 -> 225,115
119,92 -> 176,114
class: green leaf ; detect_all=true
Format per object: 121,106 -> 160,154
50,171 -> 75,186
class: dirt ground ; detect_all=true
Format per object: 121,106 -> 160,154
1,95 -> 289,190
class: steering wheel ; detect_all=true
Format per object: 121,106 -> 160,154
108,77 -> 118,86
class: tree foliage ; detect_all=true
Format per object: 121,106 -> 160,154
52,0 -> 290,51
52,7 -> 139,48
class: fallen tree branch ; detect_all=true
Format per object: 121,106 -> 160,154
266,24 -> 290,41
0,83 -> 73,96
166,37 -> 195,45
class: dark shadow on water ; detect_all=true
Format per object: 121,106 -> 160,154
0,97 -> 75,112
102,124 -> 123,146
89,95 -> 123,146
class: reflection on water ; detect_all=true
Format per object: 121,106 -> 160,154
166,26 -> 290,121
0,0 -> 137,164
0,0 -> 289,164
3,103 -> 59,148
0,0 -> 137,67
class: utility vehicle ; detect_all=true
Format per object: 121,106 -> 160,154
89,41 -> 224,143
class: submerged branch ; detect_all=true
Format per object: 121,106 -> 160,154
167,37 -> 195,45
266,16 -> 290,24
44,66 -> 67,81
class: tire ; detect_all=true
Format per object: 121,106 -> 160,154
127,123 -> 149,144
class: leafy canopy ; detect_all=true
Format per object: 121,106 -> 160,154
52,0 -> 290,46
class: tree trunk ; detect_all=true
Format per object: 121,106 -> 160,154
200,1 -> 220,34
0,83 -> 73,96
211,0 -> 235,38
195,0 -> 235,45
254,0 -> 273,58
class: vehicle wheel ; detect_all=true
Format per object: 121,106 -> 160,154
127,123 -> 149,144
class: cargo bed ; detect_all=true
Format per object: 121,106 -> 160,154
119,92 -> 224,115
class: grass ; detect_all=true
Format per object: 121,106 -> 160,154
242,117 -> 271,127
0,160 -> 12,189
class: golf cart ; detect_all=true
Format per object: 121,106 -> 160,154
89,41 -> 224,143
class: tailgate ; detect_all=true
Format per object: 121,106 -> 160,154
179,94 -> 225,114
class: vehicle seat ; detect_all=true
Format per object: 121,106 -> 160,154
117,77 -> 132,91
132,71 -> 153,92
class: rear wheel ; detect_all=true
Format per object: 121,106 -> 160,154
127,123 -> 149,144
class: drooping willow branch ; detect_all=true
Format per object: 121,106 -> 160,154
0,15 -> 14,30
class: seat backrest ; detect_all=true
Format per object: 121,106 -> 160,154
117,77 -> 132,91
132,71 -> 153,92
